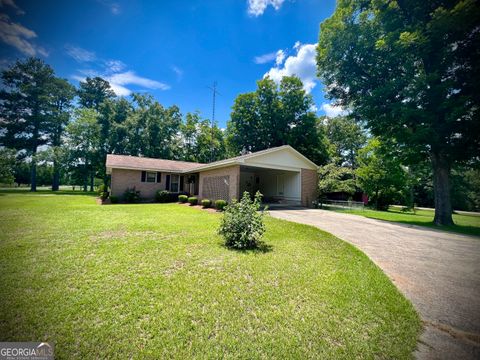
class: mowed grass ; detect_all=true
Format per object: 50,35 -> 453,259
326,206 -> 480,237
0,192 -> 421,359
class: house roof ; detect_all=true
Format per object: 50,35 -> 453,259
106,145 -> 318,174
106,154 -> 204,173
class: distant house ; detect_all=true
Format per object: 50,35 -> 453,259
106,145 -> 318,207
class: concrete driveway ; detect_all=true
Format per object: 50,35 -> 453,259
269,208 -> 480,359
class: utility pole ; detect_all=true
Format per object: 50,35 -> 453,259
207,81 -> 220,162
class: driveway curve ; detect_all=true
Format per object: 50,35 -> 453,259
269,208 -> 480,359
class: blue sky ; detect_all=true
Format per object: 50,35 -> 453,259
0,0 -> 344,127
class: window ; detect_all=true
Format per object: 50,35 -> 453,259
146,171 -> 157,183
170,174 -> 179,192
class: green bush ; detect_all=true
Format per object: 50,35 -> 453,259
97,184 -> 108,196
100,191 -> 109,201
178,194 -> 188,203
188,197 -> 198,205
156,190 -> 188,203
110,195 -> 119,204
218,191 -> 266,250
201,199 -> 211,208
123,187 -> 141,203
215,199 -> 228,211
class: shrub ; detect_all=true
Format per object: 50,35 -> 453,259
178,194 -> 188,203
123,187 -> 141,203
218,191 -> 266,250
188,197 -> 198,205
155,190 -> 188,203
97,184 -> 108,196
110,195 -> 119,204
215,199 -> 228,211
201,199 -> 211,208
100,191 -> 109,201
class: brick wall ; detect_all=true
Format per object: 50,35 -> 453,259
198,165 -> 240,202
301,168 -> 318,207
110,169 -> 168,199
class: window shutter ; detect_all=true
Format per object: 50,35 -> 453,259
180,176 -> 184,191
166,175 -> 170,190
141,171 -> 146,182
156,172 -> 161,183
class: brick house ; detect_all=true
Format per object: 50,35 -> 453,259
106,145 -> 318,207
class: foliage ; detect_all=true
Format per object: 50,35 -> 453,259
123,187 -> 141,203
215,200 -> 228,211
227,76 -> 329,165
320,116 -> 366,168
100,191 -> 109,201
109,195 -> 119,204
97,184 -> 108,196
318,163 -> 356,197
0,148 -> 16,184
77,77 -> 115,111
317,0 -> 480,225
218,191 -> 266,249
201,199 -> 212,208
356,139 -> 408,210
155,190 -> 188,203
65,108 -> 101,191
0,58 -> 63,191
188,197 -> 198,206
178,194 -> 188,203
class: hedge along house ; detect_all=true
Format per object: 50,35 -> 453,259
106,145 -> 319,207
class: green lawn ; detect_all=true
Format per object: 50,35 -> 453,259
324,206 -> 480,237
0,191 -> 420,359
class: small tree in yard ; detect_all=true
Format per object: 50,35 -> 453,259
218,191 -> 266,250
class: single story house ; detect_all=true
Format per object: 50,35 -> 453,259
106,145 -> 318,207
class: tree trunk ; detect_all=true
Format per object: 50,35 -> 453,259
431,152 -> 454,226
30,159 -> 37,192
52,159 -> 60,191
90,173 -> 94,192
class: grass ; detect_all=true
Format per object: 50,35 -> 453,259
323,205 -> 480,237
0,191 -> 421,359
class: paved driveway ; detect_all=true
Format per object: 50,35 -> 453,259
269,208 -> 480,359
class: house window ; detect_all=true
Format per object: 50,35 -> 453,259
146,171 -> 157,183
170,174 -> 179,192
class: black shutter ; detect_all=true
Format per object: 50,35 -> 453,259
156,172 -> 161,183
179,176 -> 184,191
141,171 -> 146,182
166,175 -> 170,190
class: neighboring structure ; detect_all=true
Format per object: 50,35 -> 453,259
106,145 -> 318,207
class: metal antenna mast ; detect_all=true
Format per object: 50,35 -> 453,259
207,81 -> 220,162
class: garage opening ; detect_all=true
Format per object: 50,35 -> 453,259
239,165 -> 301,206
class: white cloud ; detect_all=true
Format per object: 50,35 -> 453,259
321,103 -> 349,118
0,0 -> 25,15
172,65 -> 183,80
107,71 -> 170,91
105,59 -> 126,73
264,42 -> 318,93
97,0 -> 121,15
0,14 -> 47,56
247,0 -> 285,16
254,52 -> 276,64
65,45 -> 97,62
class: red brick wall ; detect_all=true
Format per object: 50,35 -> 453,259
301,168 -> 318,207
110,169 -> 170,199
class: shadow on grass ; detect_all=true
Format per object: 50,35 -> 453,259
0,189 -> 98,197
223,241 -> 273,254
382,219 -> 480,238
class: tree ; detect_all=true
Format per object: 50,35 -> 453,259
47,78 -> 75,190
317,0 -> 480,225
0,148 -> 16,184
227,76 -> 329,164
0,58 -> 57,191
77,77 -> 115,111
66,109 -> 101,191
321,116 -> 366,168
318,163 -> 356,199
356,139 -> 408,210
